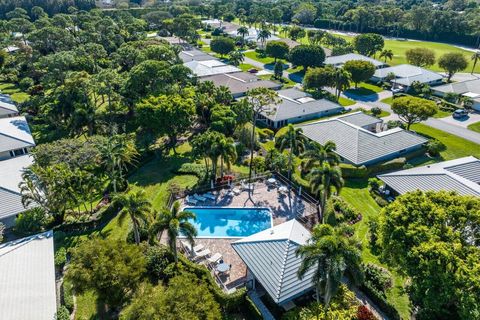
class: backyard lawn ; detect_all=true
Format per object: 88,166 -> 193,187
238,63 -> 256,72
345,82 -> 383,96
467,121 -> 480,133
338,96 -> 356,107
244,51 -> 276,65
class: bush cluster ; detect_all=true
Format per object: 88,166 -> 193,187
176,163 -> 207,180
363,263 -> 393,293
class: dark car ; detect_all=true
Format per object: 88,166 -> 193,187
248,68 -> 259,74
453,109 -> 468,119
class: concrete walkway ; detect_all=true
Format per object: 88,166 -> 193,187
248,291 -> 276,320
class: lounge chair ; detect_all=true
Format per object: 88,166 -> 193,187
193,193 -> 207,202
204,192 -> 216,200
207,253 -> 222,264
185,195 -> 197,205
193,248 -> 211,261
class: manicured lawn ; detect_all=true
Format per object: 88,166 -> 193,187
0,82 -> 30,103
338,96 -> 356,107
244,51 -> 275,65
432,109 -> 451,118
411,123 -> 480,159
378,110 -> 391,118
239,63 -> 257,72
467,121 -> 480,133
380,96 -> 394,105
340,179 -> 410,319
345,82 -> 383,96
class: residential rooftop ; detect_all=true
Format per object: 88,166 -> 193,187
432,78 -> 480,96
373,64 -> 443,86
378,156 -> 480,196
0,116 -> 36,154
184,60 -> 241,77
179,48 -> 217,63
324,53 -> 386,68
297,112 -> 428,165
0,100 -> 18,118
0,231 -> 57,320
200,72 -> 281,97
338,112 -> 383,128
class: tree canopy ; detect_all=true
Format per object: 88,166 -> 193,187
391,96 -> 438,130
343,60 -> 375,88
289,45 -> 325,72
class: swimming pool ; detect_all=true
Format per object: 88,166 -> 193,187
184,207 -> 273,238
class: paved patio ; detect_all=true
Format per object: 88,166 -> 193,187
177,179 -> 318,290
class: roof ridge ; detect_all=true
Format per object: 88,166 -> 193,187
0,132 -> 34,147
276,239 -> 292,300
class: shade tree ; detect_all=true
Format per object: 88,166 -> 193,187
438,52 -> 468,81
343,60 -> 375,88
352,33 -> 384,57
391,96 -> 438,130
289,45 -> 326,72
265,40 -> 289,62
210,37 -> 235,57
405,47 -> 436,67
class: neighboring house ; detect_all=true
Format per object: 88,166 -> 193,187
232,219 -> 315,309
3,45 -> 20,54
324,53 -> 387,69
378,156 -> 480,197
257,88 -> 345,129
0,116 -> 36,160
0,231 -> 57,319
200,72 -> 282,98
431,78 -> 480,111
180,48 -> 218,63
184,60 -> 241,77
297,112 -> 428,166
0,155 -> 33,227
0,99 -> 19,118
372,64 -> 444,90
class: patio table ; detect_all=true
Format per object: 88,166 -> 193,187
278,186 -> 288,193
267,178 -> 277,184
216,263 -> 230,273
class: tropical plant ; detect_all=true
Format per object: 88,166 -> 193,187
297,224 -> 363,308
228,50 -> 244,66
213,136 -> 237,178
471,50 -> 480,74
257,28 -> 271,48
150,201 -> 197,264
391,96 -> 438,130
236,26 -> 249,46
333,68 -> 351,100
114,189 -> 151,245
302,141 -> 340,172
379,49 -> 394,62
309,163 -> 344,222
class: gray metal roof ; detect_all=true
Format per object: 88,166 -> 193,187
0,188 -> 25,220
378,156 -> 480,196
200,72 -> 281,96
297,113 -> 427,165
339,112 -> 383,127
325,53 -> 386,68
261,89 -> 344,122
0,231 -> 57,319
432,78 -> 480,95
232,220 -> 315,304
179,48 -> 217,63
184,60 -> 240,77
0,116 -> 35,153
374,64 -> 443,86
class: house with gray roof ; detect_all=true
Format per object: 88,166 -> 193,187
257,88 -> 344,129
0,155 -> 33,227
200,72 -> 282,98
324,53 -> 387,69
372,64 -> 444,90
0,230 -> 57,319
0,99 -> 18,118
297,112 -> 428,166
179,48 -> 217,63
378,156 -> 480,196
0,116 -> 35,160
431,78 -> 480,111
232,219 -> 315,307
184,60 -> 241,78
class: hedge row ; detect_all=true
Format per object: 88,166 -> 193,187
340,156 -> 411,178
360,282 -> 400,320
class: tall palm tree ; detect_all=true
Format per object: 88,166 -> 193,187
281,25 -> 290,37
334,68 -> 351,101
237,26 -> 249,46
309,163 -> 344,223
302,141 -> 340,172
228,50 -> 245,66
114,189 -> 151,245
215,137 -> 237,177
297,224 -> 363,310
257,28 -> 271,49
379,49 -> 394,63
276,124 -> 307,208
471,50 -> 480,74
150,201 -> 197,264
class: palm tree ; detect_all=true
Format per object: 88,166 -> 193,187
334,68 -> 351,101
114,189 -> 151,245
257,28 -> 271,49
237,26 -> 249,46
297,224 -> 363,310
471,50 -> 480,74
302,141 -> 340,172
228,50 -> 244,66
276,124 -> 307,208
309,163 -> 344,223
281,25 -> 290,37
150,201 -> 197,264
379,49 -> 394,63
215,137 -> 237,177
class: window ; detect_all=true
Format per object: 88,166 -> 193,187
13,149 -> 25,156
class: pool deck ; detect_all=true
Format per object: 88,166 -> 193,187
176,180 -> 317,291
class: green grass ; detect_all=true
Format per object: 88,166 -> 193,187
381,97 -> 394,105
467,121 -> 480,133
432,109 -> 451,118
244,51 -> 276,65
340,179 -> 410,319
345,82 -> 383,96
238,63 -> 256,72
411,123 -> 480,159
0,82 -> 30,103
338,96 -> 356,107
377,110 -> 391,118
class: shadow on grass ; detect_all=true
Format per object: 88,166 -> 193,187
344,178 -> 369,189
263,62 -> 289,71
288,70 -> 304,83
344,88 -> 379,101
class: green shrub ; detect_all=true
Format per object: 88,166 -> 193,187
368,177 -> 381,192
14,207 -> 49,236
55,247 -> 67,269
63,282 -> 74,313
367,218 -> 379,247
55,306 -> 70,320
426,139 -> 446,157
373,194 -> 389,207
363,263 -> 393,293
145,245 -> 174,281
176,163 -> 207,179
329,197 -> 361,223
339,163 -> 368,178
368,157 -> 406,175
19,77 -> 34,90
360,282 -> 400,320
126,226 -> 149,244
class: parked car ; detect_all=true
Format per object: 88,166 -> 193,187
248,68 -> 259,74
453,109 -> 468,119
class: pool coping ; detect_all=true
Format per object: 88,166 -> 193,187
180,206 -> 274,239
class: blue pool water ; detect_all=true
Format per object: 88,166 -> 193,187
184,207 -> 273,238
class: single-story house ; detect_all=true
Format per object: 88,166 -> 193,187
372,64 -> 444,90
179,48 -> 217,63
335,112 -> 383,132
0,99 -> 18,118
431,78 -> 480,111
297,112 -> 428,166
0,230 -> 57,319
324,53 -> 387,69
0,154 -> 33,227
257,88 -> 345,129
184,60 -> 241,78
232,219 -> 315,308
200,72 -> 282,98
378,156 -> 480,197
0,116 -> 35,160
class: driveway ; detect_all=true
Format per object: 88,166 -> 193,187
438,112 -> 480,128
